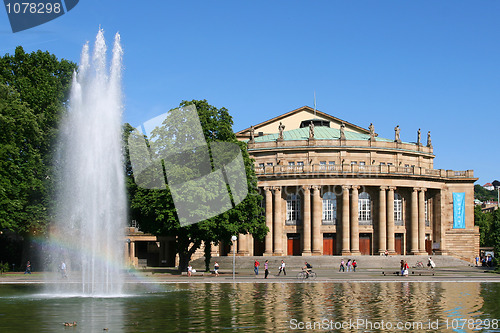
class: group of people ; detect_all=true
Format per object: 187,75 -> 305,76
253,259 -> 287,279
477,255 -> 494,267
339,259 -> 357,272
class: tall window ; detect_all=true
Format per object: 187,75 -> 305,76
286,194 -> 301,224
358,192 -> 372,224
425,199 -> 430,226
394,193 -> 403,222
322,192 -> 337,224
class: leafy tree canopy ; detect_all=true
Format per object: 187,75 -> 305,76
0,47 -> 76,235
124,100 -> 266,271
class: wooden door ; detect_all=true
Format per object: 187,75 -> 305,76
359,234 -> 371,255
323,233 -> 336,255
395,234 -> 403,255
287,234 -> 301,256
425,239 -> 432,255
254,239 -> 265,256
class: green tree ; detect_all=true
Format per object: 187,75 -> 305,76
124,100 -> 267,272
0,47 -> 76,263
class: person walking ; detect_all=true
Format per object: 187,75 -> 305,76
24,260 -> 31,274
214,261 -> 219,277
346,259 -> 352,272
254,260 -> 260,275
339,259 -> 345,272
60,261 -> 67,278
352,259 -> 357,272
264,260 -> 269,279
278,260 -> 286,276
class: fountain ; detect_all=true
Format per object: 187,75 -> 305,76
50,29 -> 126,296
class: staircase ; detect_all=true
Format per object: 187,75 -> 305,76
190,255 -> 471,272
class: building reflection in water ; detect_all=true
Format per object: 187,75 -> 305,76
161,282 -> 490,332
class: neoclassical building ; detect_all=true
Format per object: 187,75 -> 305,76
232,106 -> 479,261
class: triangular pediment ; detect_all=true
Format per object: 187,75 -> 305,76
236,106 -> 369,140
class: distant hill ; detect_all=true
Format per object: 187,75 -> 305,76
475,184 -> 497,202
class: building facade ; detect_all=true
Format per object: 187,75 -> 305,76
233,106 -> 479,262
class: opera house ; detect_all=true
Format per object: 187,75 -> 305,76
232,106 -> 479,261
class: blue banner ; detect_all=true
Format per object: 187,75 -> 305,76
453,192 -> 465,229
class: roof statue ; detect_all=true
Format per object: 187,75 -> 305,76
369,123 -> 375,141
278,122 -> 285,140
427,131 -> 432,147
249,125 -> 255,143
340,123 -> 346,140
309,121 -> 315,139
394,125 -> 401,143
417,128 -> 421,146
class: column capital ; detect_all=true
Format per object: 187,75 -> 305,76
311,185 -> 321,192
418,187 -> 427,192
341,185 -> 351,190
388,186 -> 397,191
351,185 -> 360,191
302,185 -> 311,191
272,186 -> 282,192
412,187 -> 419,193
264,186 -> 272,192
379,186 -> 388,191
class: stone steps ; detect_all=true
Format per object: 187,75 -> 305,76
190,255 -> 471,271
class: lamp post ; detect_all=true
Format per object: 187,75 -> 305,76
231,235 -> 237,280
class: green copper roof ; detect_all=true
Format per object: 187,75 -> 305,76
253,127 -> 394,143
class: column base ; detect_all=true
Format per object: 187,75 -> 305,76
236,252 -> 249,256
263,252 -> 273,256
272,252 -> 284,256
301,251 -> 312,256
350,251 -> 361,255
311,251 -> 322,256
341,250 -> 352,256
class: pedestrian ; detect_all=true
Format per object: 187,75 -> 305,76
475,256 -> 479,266
187,264 -> 192,277
264,260 -> 269,279
346,259 -> 352,272
278,260 -> 286,276
214,261 -> 219,277
352,259 -> 357,272
60,261 -> 67,278
427,257 -> 435,270
400,260 -> 405,275
24,260 -> 31,275
403,261 -> 409,277
254,260 -> 260,275
339,259 -> 345,272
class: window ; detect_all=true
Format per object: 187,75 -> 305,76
297,161 -> 304,166
394,193 -> 403,224
320,161 -> 326,165
358,192 -> 372,224
288,162 -> 295,166
351,161 -> 357,165
266,162 -> 273,166
387,163 -> 393,166
380,162 -> 386,166
286,194 -> 301,224
328,161 -> 335,165
360,161 -> 366,165
322,192 -> 337,224
258,163 -> 265,167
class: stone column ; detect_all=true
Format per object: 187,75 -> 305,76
130,240 -> 137,267
411,188 -> 419,254
341,185 -> 351,255
350,186 -> 360,255
312,186 -> 322,255
264,187 -> 273,255
302,186 -> 312,255
387,187 -> 396,254
237,233 -> 248,256
418,188 -> 426,254
273,187 -> 283,255
378,186 -> 387,254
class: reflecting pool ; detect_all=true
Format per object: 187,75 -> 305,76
0,282 -> 498,332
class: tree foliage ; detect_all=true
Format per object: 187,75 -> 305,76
474,184 -> 497,202
0,47 -> 76,235
474,206 -> 500,266
124,100 -> 266,272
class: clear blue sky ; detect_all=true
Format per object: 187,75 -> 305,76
1,1 -> 499,185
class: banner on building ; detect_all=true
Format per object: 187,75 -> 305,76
453,192 -> 465,229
